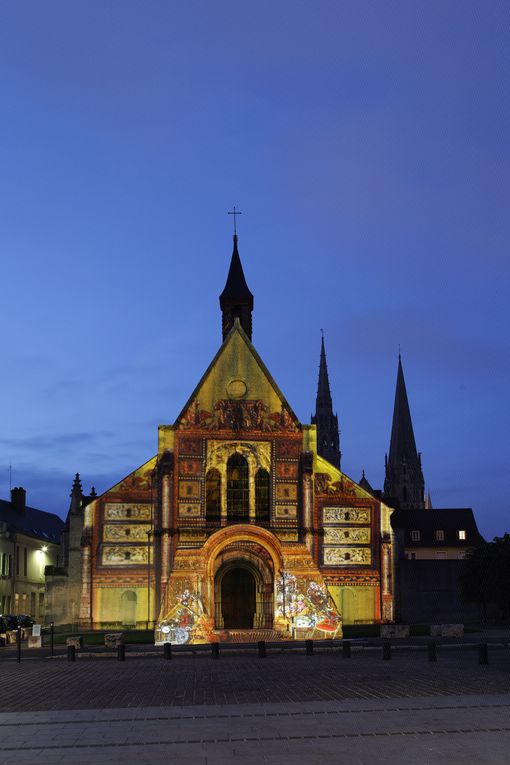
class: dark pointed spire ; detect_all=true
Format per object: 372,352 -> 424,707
69,473 -> 83,515
70,473 -> 82,498
388,355 -> 418,465
311,333 -> 340,469
359,470 -> 374,493
219,234 -> 254,340
317,335 -> 333,408
90,486 -> 97,498
384,355 -> 425,509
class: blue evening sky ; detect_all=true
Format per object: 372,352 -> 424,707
0,1 -> 508,538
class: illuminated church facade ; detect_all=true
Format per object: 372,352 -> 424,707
78,235 -> 395,643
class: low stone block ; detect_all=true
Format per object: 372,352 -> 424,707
430,624 -> 464,637
380,624 -> 410,639
66,636 -> 83,650
104,632 -> 124,648
437,624 -> 464,638
27,636 -> 42,649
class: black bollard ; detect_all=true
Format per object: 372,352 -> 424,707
50,622 -> 54,657
479,643 -> 489,665
383,641 -> 391,660
258,640 -> 266,658
67,644 -> 76,662
163,642 -> 172,660
342,640 -> 351,659
16,627 -> 22,664
427,641 -> 437,662
211,642 -> 219,659
305,639 -> 314,656
117,644 -> 125,661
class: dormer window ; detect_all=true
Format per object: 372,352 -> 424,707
410,530 -> 420,542
435,530 -> 445,542
458,530 -> 467,541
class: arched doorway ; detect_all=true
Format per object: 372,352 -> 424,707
220,567 -> 256,628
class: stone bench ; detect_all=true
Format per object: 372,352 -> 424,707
380,624 -> 410,639
430,624 -> 464,638
104,633 -> 124,648
66,636 -> 83,650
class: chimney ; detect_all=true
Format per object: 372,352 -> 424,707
11,487 -> 26,514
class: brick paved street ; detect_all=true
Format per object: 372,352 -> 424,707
1,649 -> 510,763
1,647 -> 510,712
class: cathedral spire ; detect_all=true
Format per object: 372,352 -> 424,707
384,355 -> 425,509
311,333 -> 340,468
219,234 -> 254,341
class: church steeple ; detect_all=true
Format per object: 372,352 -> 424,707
384,355 -> 425,509
311,334 -> 340,469
219,234 -> 254,341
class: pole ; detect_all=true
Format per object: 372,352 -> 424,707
16,626 -> 21,663
50,622 -> 54,657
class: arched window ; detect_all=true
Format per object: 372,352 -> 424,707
206,469 -> 221,523
255,468 -> 270,523
227,453 -> 249,522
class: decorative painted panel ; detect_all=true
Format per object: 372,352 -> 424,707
275,440 -> 301,459
103,524 -> 151,542
276,483 -> 298,501
178,502 -> 201,518
275,530 -> 299,542
323,507 -> 371,524
104,503 -> 151,521
179,480 -> 201,499
102,546 -> 149,565
324,527 -> 371,544
179,530 -> 207,542
323,547 -> 372,566
276,462 -> 299,479
179,459 -> 202,476
180,399 -> 299,433
274,504 -> 298,518
179,437 -> 202,456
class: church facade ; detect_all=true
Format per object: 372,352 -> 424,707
78,236 -> 395,643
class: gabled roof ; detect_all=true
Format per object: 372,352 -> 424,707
0,500 -> 64,543
392,507 -> 483,547
174,318 -> 300,429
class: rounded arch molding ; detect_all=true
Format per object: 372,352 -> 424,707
202,524 -> 283,580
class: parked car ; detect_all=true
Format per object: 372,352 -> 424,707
0,615 -> 19,632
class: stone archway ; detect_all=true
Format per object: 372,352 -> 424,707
211,539 -> 276,630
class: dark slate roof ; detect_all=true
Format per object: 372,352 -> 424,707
392,507 -> 483,548
219,235 -> 253,307
388,355 -> 419,465
0,499 -> 64,543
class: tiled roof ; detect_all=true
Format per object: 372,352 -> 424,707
391,507 -> 484,547
0,500 -> 64,543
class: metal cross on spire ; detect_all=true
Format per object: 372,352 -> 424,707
228,206 -> 242,235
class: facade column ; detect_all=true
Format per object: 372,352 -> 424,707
78,529 -> 92,629
300,452 -> 314,554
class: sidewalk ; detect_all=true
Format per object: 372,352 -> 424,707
1,694 -> 509,764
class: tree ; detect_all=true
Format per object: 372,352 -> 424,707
461,534 -> 510,622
